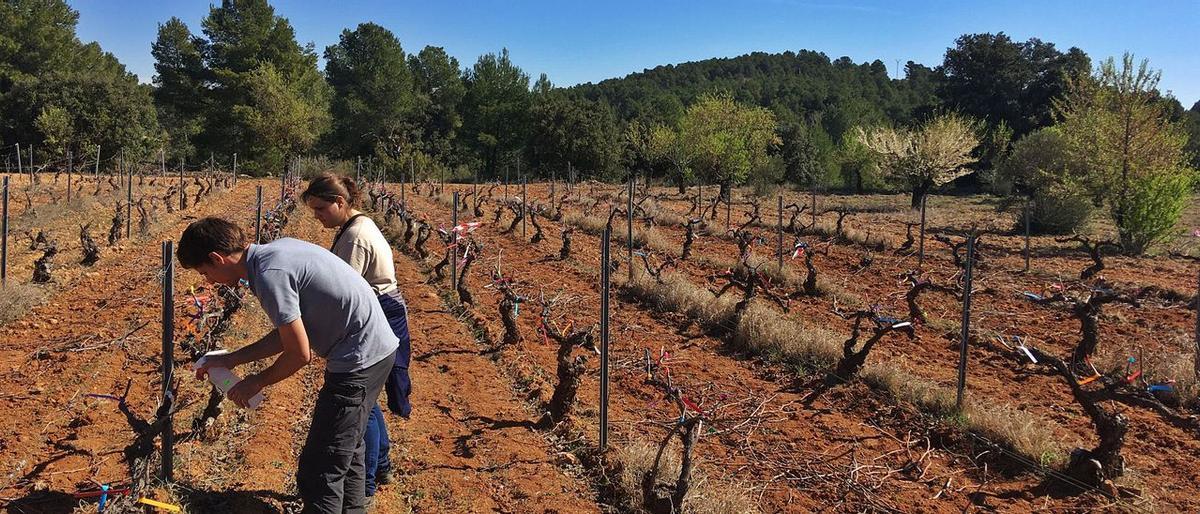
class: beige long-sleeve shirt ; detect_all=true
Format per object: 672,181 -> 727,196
331,215 -> 398,297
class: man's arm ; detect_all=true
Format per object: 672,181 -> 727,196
227,317 -> 312,408
193,329 -> 281,380
251,317 -> 312,387
226,329 -> 283,366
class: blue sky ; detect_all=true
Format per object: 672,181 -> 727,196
71,0 -> 1200,107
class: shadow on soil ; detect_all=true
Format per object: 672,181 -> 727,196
4,487 -> 297,514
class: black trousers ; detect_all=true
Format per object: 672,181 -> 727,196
296,353 -> 395,514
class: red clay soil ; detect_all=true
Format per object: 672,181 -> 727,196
0,179 -> 252,512
2,178 -> 599,514
4,177 -> 1194,513
640,186 -> 1200,511
2,172 -> 87,219
398,187 -> 1056,512
1,172 -> 226,297
539,182 -> 1199,511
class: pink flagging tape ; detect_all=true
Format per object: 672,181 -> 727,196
451,221 -> 483,234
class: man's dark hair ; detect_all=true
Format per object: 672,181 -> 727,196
177,217 -> 247,268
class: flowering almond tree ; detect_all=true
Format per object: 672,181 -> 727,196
855,112 -> 979,208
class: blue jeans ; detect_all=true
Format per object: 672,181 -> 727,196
363,403 -> 391,496
362,290 -> 411,495
378,291 -> 412,417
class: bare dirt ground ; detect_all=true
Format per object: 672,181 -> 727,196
2,178 -> 598,513
394,180 -> 1198,512
2,177 -> 1196,513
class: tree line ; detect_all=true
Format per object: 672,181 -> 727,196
1,0 -> 1198,252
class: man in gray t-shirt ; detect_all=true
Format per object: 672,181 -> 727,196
178,217 -> 397,514
245,237 -> 397,372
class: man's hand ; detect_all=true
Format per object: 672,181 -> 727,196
244,318 -> 311,396
194,353 -> 235,380
192,330 -> 284,381
227,373 -> 263,408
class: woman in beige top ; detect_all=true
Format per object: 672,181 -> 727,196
302,173 -> 409,498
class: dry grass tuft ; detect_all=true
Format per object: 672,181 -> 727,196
564,212 -> 675,254
563,211 -> 606,234
861,363 -> 1067,467
642,199 -> 688,227
1093,334 -> 1199,407
615,439 -> 759,514
0,282 -> 49,326
733,302 -> 842,368
807,220 -> 892,251
744,258 -> 799,289
633,226 -> 672,254
434,191 -> 455,208
620,267 -> 737,328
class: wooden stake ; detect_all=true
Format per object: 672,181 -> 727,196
452,191 -> 459,294
810,185 -> 817,228
66,150 -> 72,203
627,177 -> 633,282
777,194 -> 784,269
125,159 -> 132,238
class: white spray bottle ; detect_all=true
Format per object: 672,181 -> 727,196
193,350 -> 264,409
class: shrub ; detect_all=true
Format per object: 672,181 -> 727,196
1015,180 -> 1095,235
994,128 -> 1070,194
1116,169 -> 1195,254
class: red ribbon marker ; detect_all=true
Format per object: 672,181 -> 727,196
74,488 -> 130,499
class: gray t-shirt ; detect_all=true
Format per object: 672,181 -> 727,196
244,238 -> 398,373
